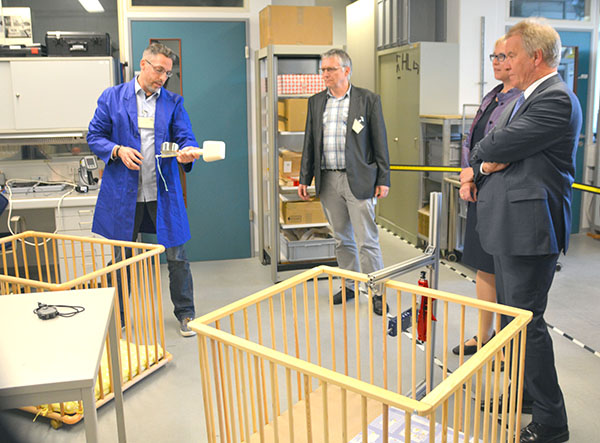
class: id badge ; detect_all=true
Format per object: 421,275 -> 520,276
352,117 -> 364,134
138,116 -> 155,129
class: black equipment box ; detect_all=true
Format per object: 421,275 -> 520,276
0,44 -> 46,57
45,31 -> 111,57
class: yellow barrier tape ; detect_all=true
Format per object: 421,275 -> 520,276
390,165 -> 600,195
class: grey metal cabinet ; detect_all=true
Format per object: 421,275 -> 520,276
376,42 -> 459,246
255,45 -> 336,283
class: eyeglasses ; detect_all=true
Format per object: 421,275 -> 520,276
489,53 -> 507,62
319,66 -> 342,74
144,59 -> 173,78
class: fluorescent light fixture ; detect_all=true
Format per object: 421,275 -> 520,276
78,0 -> 104,13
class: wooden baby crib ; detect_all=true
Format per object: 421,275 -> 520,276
190,265 -> 532,443
0,231 -> 171,427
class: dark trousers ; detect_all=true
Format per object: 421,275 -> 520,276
112,201 -> 195,324
494,253 -> 567,427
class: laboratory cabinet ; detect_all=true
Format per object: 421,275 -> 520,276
255,45 -> 336,283
376,42 -> 460,245
419,115 -> 471,258
0,57 -> 114,132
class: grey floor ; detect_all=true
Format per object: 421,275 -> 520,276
1,229 -> 599,442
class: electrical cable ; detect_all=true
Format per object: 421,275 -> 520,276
4,178 -> 77,245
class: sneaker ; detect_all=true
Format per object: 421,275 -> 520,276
179,317 -> 196,337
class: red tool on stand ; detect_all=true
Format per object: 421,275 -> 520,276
416,271 -> 437,342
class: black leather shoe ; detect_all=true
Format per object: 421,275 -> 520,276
520,421 -> 569,443
372,295 -> 389,316
481,394 -> 533,414
452,331 -> 496,355
332,287 -> 355,305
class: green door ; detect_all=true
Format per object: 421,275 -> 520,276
131,20 -> 250,260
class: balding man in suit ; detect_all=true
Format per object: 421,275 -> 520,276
299,49 -> 390,316
470,19 -> 581,443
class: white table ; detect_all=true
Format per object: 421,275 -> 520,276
0,288 -> 126,442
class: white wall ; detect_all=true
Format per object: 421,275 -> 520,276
447,0 -> 507,110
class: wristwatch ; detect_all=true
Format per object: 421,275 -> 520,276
113,145 -> 121,160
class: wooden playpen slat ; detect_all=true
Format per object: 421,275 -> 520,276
255,304 -> 269,425
225,343 -> 238,443
302,281 -> 311,365
361,395 -> 367,441
243,307 -> 258,434
215,320 -> 233,441
354,279 -> 361,381
322,381 -> 329,443
198,336 -> 216,442
304,374 -> 312,442
313,277 -> 322,371
368,287 -> 374,385
425,295 -> 433,394
411,293 -> 417,400
267,298 -> 281,418
254,355 -> 265,443
286,368 -> 294,443
211,338 -> 227,443
229,314 -> 246,440
342,278 -> 349,377
269,360 -> 280,442
396,290 -> 402,394
382,404 -> 389,443
382,289 -> 387,390
443,300 -> 449,379
327,276 -> 336,374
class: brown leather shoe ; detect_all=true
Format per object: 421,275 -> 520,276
519,421 -> 569,443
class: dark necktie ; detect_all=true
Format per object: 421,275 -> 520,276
508,93 -> 525,122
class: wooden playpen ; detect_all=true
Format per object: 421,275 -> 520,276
0,231 -> 171,426
191,265 -> 532,443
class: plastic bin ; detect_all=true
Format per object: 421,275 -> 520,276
191,266 -> 532,442
0,231 -> 171,427
280,231 -> 335,262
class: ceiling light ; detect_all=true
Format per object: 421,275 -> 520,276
78,0 -> 105,13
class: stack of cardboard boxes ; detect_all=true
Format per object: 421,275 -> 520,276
260,5 -> 334,261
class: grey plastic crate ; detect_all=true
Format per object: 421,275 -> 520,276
280,232 -> 335,262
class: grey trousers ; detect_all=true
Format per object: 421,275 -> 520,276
319,171 -> 384,291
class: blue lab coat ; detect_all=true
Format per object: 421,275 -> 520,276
87,78 -> 198,248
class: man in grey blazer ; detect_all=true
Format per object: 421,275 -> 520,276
299,49 -> 390,316
470,19 -> 581,443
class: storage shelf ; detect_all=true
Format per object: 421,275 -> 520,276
278,94 -> 313,98
279,185 -> 315,192
280,222 -> 330,230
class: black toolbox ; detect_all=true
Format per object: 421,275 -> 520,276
0,44 -> 46,57
45,31 -> 111,56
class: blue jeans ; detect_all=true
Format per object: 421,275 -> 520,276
111,201 -> 195,324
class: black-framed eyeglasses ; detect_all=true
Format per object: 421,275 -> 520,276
145,59 -> 173,78
489,53 -> 507,62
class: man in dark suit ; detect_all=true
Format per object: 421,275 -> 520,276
470,19 -> 581,443
299,49 -> 390,316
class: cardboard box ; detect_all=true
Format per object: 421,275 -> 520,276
280,199 -> 328,225
279,149 -> 302,179
259,5 -> 333,48
417,205 -> 430,237
282,98 -> 308,132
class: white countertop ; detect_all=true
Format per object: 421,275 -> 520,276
6,189 -> 99,210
